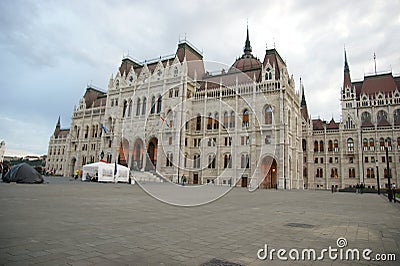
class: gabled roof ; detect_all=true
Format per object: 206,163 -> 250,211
359,73 -> 397,97
326,118 -> 339,129
312,119 -> 324,130
262,48 -> 286,81
361,119 -> 374,128
377,117 -> 391,127
84,87 -> 107,109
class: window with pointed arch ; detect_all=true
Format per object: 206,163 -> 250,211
128,100 -> 132,117
361,111 -> 371,124
369,138 -> 375,151
377,110 -> 388,123
265,67 -> 272,80
264,105 -> 273,124
230,111 -> 235,128
142,97 -> 147,115
195,115 -> 201,131
379,137 -> 385,151
386,137 -> 392,151
314,141 -> 318,152
85,125 -> 89,139
193,154 -> 200,169
319,140 -> 324,152
122,100 -> 128,118
136,98 -> 141,116
366,167 -> 375,178
345,116 -> 353,129
223,111 -> 229,128
363,138 -> 368,151
224,153 -> 232,168
347,138 -> 354,152
242,109 -> 249,128
150,96 -> 155,114
394,109 -> 400,123
156,95 -> 162,113
328,140 -> 333,152
207,113 -> 213,130
334,139 -> 339,152
214,112 -> 219,129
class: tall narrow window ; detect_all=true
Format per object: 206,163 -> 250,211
128,100 -> 132,117
196,115 -> 201,131
319,140 -> 324,152
230,111 -> 235,128
243,109 -> 249,128
347,138 -> 354,152
328,140 -> 333,152
207,113 -> 212,130
265,106 -> 273,124
223,111 -> 229,128
156,95 -> 162,113
123,100 -> 128,118
142,97 -> 147,115
214,112 -> 219,129
150,96 -> 155,114
136,98 -> 141,116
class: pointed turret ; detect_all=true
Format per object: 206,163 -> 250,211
300,80 -> 309,121
243,25 -> 252,55
54,116 -> 61,137
343,49 -> 352,91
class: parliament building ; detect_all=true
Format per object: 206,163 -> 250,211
46,29 -> 400,190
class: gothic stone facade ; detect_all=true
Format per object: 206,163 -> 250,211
46,32 -> 399,190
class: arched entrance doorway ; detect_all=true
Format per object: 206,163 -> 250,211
260,156 -> 277,189
132,138 -> 144,170
118,139 -> 129,167
146,137 -> 158,171
69,157 -> 76,177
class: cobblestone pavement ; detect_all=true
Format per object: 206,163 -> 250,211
0,179 -> 399,265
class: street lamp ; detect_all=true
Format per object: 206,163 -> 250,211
375,161 -> 380,195
385,146 -> 392,202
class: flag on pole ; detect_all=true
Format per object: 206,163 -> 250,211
101,123 -> 107,133
160,116 -> 170,128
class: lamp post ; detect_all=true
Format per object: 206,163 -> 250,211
385,146 -> 392,202
375,161 -> 380,195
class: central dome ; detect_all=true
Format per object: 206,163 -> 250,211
229,26 -> 262,72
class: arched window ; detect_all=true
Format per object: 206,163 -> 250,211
319,140 -> 324,152
243,109 -> 249,128
302,139 -> 307,151
136,98 -> 141,116
379,137 -> 385,151
397,137 -> 400,150
334,139 -> 339,152
150,96 -> 155,114
369,138 -> 375,151
224,153 -> 232,168
386,137 -> 392,150
166,153 -> 173,167
363,138 -> 368,151
366,167 -> 375,178
207,113 -> 213,130
328,140 -> 333,152
230,111 -> 235,128
316,168 -> 323,178
193,154 -> 200,169
361,112 -> 371,123
214,112 -> 219,129
85,125 -> 89,138
314,141 -> 318,152
122,100 -> 128,118
156,95 -> 162,113
377,110 -> 388,122
196,115 -> 201,131
223,111 -> 229,128
128,100 -> 132,117
264,105 -> 273,124
347,138 -> 354,152
142,97 -> 147,115
394,109 -> 400,123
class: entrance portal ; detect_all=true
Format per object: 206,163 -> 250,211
241,176 -> 248,187
132,139 -> 144,170
146,138 -> 158,171
260,156 -> 277,189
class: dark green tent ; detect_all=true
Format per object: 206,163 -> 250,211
2,163 -> 44,184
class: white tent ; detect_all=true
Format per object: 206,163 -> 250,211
82,162 -> 133,183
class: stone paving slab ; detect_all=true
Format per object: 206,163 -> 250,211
0,180 -> 399,265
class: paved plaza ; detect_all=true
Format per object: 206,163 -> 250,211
0,178 -> 399,265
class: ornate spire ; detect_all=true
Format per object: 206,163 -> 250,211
343,49 -> 352,90
56,116 -> 61,128
344,49 -> 349,73
301,85 -> 307,107
243,25 -> 252,55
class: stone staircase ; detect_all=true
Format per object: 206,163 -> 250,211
132,170 -> 165,183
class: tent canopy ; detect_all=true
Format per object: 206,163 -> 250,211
2,163 -> 44,184
82,162 -> 131,183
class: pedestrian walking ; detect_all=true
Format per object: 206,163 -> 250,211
356,183 -> 359,193
331,185 -> 334,193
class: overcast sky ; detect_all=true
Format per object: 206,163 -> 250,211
0,0 -> 399,156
